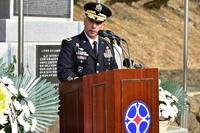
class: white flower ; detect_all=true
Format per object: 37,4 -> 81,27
159,79 -> 161,85
13,99 -> 22,111
167,104 -> 177,118
159,81 -> 180,121
23,122 -> 31,132
7,84 -> 18,96
172,104 -> 178,114
31,118 -> 37,132
1,77 -> 13,85
19,88 -> 28,98
0,115 -> 8,126
171,95 -> 178,102
159,103 -> 169,119
159,92 -> 167,102
18,112 -> 26,126
22,104 -> 30,118
0,128 -> 5,133
28,101 -> 35,113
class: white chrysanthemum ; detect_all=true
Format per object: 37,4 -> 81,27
163,90 -> 171,96
7,84 -> 18,96
0,115 -> 8,126
22,104 -> 30,118
159,86 -> 164,91
166,96 -> 175,104
13,99 -> 22,111
172,104 -> 178,115
27,101 -> 35,113
159,103 -> 169,118
159,92 -> 167,102
167,104 -> 177,119
0,128 -> 5,133
159,79 -> 161,85
1,77 -> 13,85
18,112 -> 26,126
23,122 -> 30,132
19,88 -> 28,98
31,118 -> 37,132
171,95 -> 178,102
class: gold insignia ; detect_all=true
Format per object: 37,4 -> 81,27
76,43 -> 80,47
95,4 -> 102,12
64,37 -> 72,41
85,10 -> 106,22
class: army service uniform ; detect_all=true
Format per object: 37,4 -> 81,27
57,32 -> 118,82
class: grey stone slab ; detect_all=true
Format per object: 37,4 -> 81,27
0,18 -> 83,42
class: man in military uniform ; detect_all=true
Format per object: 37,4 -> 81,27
57,2 -> 118,82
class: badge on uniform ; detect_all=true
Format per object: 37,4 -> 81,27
103,46 -> 113,58
77,66 -> 83,73
64,37 -> 72,41
76,46 -> 88,75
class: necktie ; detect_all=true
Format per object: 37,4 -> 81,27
93,41 -> 98,57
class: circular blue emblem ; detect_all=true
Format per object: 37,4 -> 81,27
124,100 -> 151,133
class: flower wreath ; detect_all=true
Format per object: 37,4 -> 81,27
0,57 -> 59,133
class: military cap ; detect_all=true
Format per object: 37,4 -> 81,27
84,2 -> 112,23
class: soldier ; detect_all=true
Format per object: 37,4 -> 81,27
57,2 -> 118,82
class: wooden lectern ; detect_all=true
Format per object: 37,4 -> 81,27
59,69 -> 159,133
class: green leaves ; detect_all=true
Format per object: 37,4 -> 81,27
160,79 -> 188,116
0,56 -> 16,78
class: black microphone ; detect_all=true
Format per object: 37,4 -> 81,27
123,58 -> 143,68
106,30 -> 125,42
98,30 -> 116,40
123,58 -> 134,68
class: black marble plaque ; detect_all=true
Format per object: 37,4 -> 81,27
36,45 -> 61,86
14,0 -> 71,18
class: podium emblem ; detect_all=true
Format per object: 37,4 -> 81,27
124,101 -> 151,133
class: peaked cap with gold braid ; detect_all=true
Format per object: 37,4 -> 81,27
84,2 -> 112,23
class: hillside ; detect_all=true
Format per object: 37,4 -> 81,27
73,0 -> 200,86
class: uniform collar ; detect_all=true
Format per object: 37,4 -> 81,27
84,31 -> 99,45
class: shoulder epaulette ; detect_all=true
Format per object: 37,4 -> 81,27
64,37 -> 72,41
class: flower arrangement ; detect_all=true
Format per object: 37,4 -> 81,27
0,57 -> 60,133
159,79 -> 188,122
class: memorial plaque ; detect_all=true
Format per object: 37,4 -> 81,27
36,45 -> 61,86
14,0 -> 72,18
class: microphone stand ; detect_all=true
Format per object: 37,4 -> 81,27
116,40 -> 132,69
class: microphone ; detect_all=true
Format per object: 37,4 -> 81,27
106,30 -> 125,42
98,30 -> 115,40
98,30 -> 125,42
123,58 -> 134,68
123,58 -> 143,68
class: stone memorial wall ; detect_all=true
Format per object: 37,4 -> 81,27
14,0 -> 72,18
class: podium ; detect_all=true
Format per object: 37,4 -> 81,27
59,69 -> 159,133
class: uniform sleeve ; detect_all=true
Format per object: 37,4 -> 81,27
57,39 -> 77,82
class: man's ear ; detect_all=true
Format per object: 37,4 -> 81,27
83,17 -> 86,25
101,22 -> 106,29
